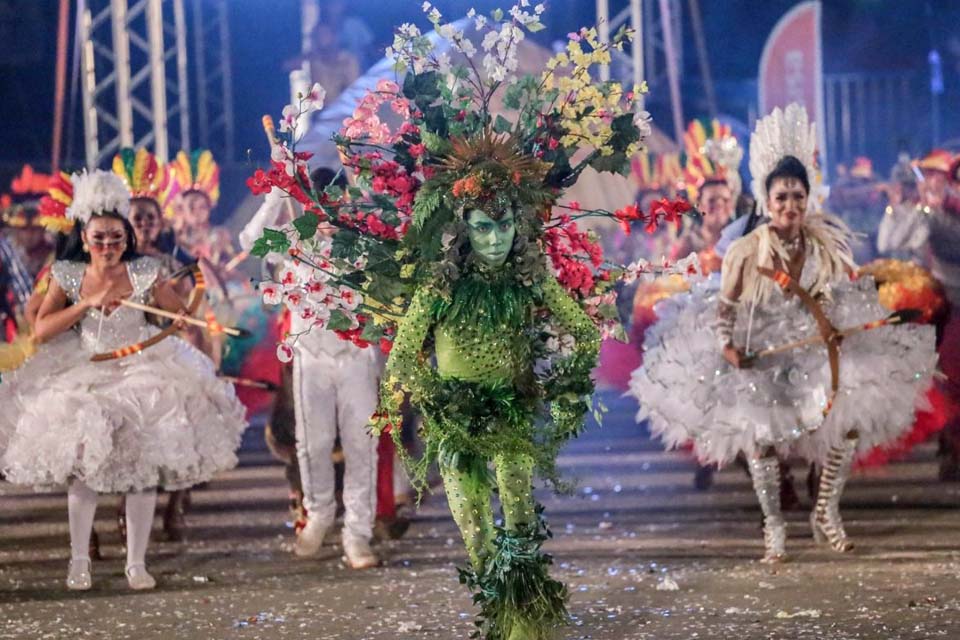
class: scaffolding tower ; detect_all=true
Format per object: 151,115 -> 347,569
192,0 -> 235,161
77,0 -> 232,169
598,0 -> 717,144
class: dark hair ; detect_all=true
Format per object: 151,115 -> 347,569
154,227 -> 177,254
60,211 -> 139,262
54,230 -> 72,260
764,155 -> 810,195
700,178 -> 730,192
182,189 -> 213,208
310,167 -> 349,190
130,196 -> 163,220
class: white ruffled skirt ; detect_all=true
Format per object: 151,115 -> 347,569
628,276 -> 938,465
0,332 -> 247,493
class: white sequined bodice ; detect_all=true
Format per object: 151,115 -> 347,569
51,257 -> 161,352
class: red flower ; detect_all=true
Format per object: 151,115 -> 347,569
246,169 -> 272,196
543,217 -> 612,299
334,326 -> 370,349
452,175 -> 482,198
398,122 -> 421,137
614,203 -> 641,221
649,197 -> 691,228
379,337 -> 394,354
644,215 -> 659,235
388,174 -> 415,194
408,143 -> 426,158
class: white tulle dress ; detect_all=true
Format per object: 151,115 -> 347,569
629,221 -> 938,466
0,256 -> 248,493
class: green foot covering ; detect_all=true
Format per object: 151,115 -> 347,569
458,507 -> 568,640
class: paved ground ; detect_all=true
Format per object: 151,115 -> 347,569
2,391 -> 960,639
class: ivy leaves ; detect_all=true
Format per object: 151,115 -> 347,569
250,228 -> 290,258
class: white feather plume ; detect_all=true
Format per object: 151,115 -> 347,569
749,103 -> 819,217
66,169 -> 131,224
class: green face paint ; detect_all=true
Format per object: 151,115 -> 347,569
466,209 -> 516,267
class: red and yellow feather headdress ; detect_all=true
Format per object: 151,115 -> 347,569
37,171 -> 75,233
631,151 -> 681,195
112,147 -> 174,211
1,165 -> 53,228
682,119 -> 742,201
170,149 -> 220,210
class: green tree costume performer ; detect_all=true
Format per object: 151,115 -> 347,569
248,5 -> 692,638
381,137 -> 600,639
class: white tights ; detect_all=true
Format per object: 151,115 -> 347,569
68,480 -> 157,570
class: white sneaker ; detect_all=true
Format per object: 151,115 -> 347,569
294,516 -> 329,557
66,558 -> 92,591
125,564 -> 156,590
343,536 -> 380,569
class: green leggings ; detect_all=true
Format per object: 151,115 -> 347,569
440,453 -> 535,570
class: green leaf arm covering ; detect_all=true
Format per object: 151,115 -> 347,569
540,275 -> 601,439
541,275 -> 600,362
382,285 -> 442,410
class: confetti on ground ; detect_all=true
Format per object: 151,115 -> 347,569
2,394 -> 960,639
656,576 -> 680,591
775,609 -> 822,619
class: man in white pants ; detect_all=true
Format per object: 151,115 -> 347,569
240,179 -> 380,568
289,314 -> 380,567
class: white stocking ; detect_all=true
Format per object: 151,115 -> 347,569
124,490 -> 157,569
67,480 -> 98,561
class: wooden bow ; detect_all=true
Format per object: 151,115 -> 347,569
755,266 -> 841,417
90,262 -> 206,362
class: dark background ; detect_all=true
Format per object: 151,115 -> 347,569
1,0 -> 958,182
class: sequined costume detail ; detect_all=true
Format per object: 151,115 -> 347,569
0,256 -> 248,492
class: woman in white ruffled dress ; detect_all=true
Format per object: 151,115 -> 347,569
629,105 -> 938,562
0,170 -> 247,590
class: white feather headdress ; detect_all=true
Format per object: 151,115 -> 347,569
66,169 -> 131,224
749,103 -> 819,217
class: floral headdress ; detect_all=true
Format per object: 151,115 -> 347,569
682,118 -> 742,201
65,169 -> 131,224
170,149 -> 220,208
0,165 -> 53,228
249,3 -> 694,355
749,103 -> 820,217
435,129 -> 551,219
112,147 -> 175,212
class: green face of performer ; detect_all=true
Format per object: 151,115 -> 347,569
466,209 -> 516,267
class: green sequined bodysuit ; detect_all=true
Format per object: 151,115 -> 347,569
383,270 -> 599,640
390,273 -> 597,396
